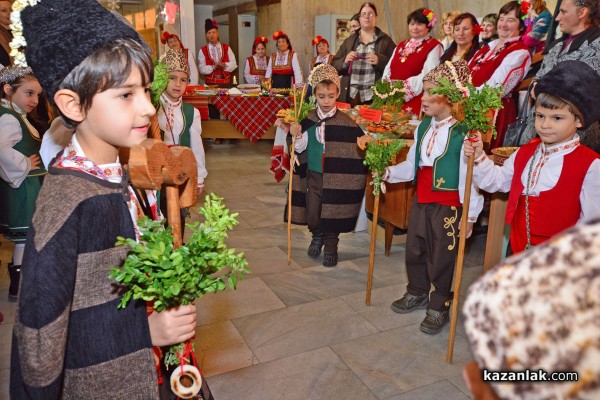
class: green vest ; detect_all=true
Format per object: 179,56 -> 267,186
413,116 -> 467,191
160,102 -> 195,147
0,107 -> 46,177
306,125 -> 324,173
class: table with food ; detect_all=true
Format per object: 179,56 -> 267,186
182,83 -> 294,142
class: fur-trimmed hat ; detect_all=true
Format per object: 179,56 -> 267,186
308,63 -> 340,92
534,60 -> 600,129
16,0 -> 144,104
160,49 -> 190,76
463,220 -> 600,399
0,66 -> 33,85
205,18 -> 218,33
423,59 -> 471,88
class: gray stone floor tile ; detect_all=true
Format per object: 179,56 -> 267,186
386,379 -> 471,400
243,246 -> 302,276
196,277 -> 286,326
447,374 -> 473,399
260,261 -> 389,306
205,347 -> 379,400
331,324 -> 473,399
193,320 -> 257,377
340,284 -> 428,332
233,297 -> 378,363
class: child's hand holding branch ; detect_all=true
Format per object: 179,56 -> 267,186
289,122 -> 303,140
463,131 -> 484,159
148,304 -> 197,347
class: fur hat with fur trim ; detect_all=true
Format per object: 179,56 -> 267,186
160,49 -> 190,76
205,18 -> 218,33
423,59 -> 471,88
534,60 -> 600,129
308,63 -> 340,92
17,0 -> 144,104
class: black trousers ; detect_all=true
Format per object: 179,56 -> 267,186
405,199 -> 462,311
306,170 -> 339,252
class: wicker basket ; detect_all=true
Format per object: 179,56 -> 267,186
491,146 -> 519,166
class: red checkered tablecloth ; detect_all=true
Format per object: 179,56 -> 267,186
212,96 -> 292,142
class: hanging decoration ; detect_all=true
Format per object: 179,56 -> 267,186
106,0 -> 120,11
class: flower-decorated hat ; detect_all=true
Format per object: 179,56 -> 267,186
205,18 -> 218,33
252,36 -> 268,54
272,30 -> 287,40
463,220 -> 600,399
0,65 -> 33,85
12,0 -> 145,104
307,63 -> 340,92
534,60 -> 600,129
160,49 -> 190,76
161,32 -> 181,45
312,35 -> 328,47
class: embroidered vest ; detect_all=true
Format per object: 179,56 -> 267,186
271,51 -> 295,75
306,125 -> 324,173
201,43 -> 232,84
160,102 -> 195,148
309,54 -> 333,71
0,107 -> 46,176
469,39 -> 529,87
505,139 -> 598,236
389,38 -> 441,80
247,55 -> 267,78
413,117 -> 466,205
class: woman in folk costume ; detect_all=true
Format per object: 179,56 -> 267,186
309,35 -> 334,72
382,8 -> 443,116
265,30 -> 303,89
161,32 -> 199,85
158,49 -> 207,192
468,1 -> 531,150
198,18 -> 237,86
0,66 -> 45,303
244,36 -> 268,84
287,64 -> 367,267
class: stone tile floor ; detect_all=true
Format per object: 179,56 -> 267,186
0,139 -> 488,399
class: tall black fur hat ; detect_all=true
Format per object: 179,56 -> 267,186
205,18 -> 218,33
19,0 -> 144,102
534,60 -> 600,129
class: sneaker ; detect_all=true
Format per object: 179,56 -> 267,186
390,292 -> 428,314
322,252 -> 338,267
419,309 -> 449,334
307,234 -> 324,258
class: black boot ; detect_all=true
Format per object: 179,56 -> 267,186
8,263 -> 21,303
307,232 -> 324,258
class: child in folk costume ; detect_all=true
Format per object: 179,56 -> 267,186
0,66 -> 45,302
10,1 -> 196,398
198,18 -> 237,86
381,60 -> 483,334
158,49 -> 207,193
382,8 -> 443,115
244,36 -> 269,84
464,60 -> 600,255
161,32 -> 200,85
265,30 -> 303,89
288,64 -> 366,267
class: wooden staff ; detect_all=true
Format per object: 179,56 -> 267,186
287,83 -> 307,264
365,189 -> 380,305
128,139 -> 198,248
446,150 -> 475,363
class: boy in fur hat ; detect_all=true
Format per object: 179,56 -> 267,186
464,60 -> 600,255
198,18 -> 237,85
10,1 -> 197,398
381,60 -> 483,334
158,49 -> 207,193
462,220 -> 600,399
288,64 -> 367,267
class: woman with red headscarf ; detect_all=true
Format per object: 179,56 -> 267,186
244,36 -> 269,84
161,32 -> 199,84
265,30 -> 303,89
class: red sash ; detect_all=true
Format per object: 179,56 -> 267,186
416,167 -> 461,207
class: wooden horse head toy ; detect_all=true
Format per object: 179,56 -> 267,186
128,138 -> 198,248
